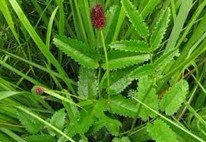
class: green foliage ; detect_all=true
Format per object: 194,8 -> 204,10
78,67 -> 98,99
136,76 -> 158,120
53,35 -> 100,69
67,100 -> 121,137
150,8 -> 171,50
101,66 -> 135,94
0,131 -> 16,142
110,40 -> 150,53
25,134 -> 56,142
0,91 -> 25,100
1,0 -> 206,141
50,108 -> 66,131
147,119 -> 179,142
17,109 -> 44,134
129,64 -> 154,79
121,0 -> 149,38
160,80 -> 189,115
108,96 -> 137,118
106,50 -> 150,70
102,63 -> 153,95
104,5 -> 121,45
112,136 -> 131,142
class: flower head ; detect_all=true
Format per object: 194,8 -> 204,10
91,4 -> 106,29
33,86 -> 44,95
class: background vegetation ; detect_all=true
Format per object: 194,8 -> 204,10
0,0 -> 206,141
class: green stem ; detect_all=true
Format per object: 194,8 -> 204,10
100,30 -> 110,96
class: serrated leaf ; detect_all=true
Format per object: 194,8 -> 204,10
54,36 -> 100,69
98,115 -> 122,136
67,100 -> 105,137
108,76 -> 132,95
112,137 -> 131,142
78,67 -> 98,99
108,96 -> 137,118
130,126 -> 151,142
129,64 -> 154,79
160,80 -> 188,115
110,40 -> 150,53
50,109 -> 66,131
154,48 -> 179,75
17,109 -> 44,134
136,76 -> 158,121
150,8 -> 171,50
121,0 -> 149,38
105,50 -> 150,70
101,66 -> 136,94
147,119 -> 178,142
106,64 -> 154,95
25,134 -> 56,142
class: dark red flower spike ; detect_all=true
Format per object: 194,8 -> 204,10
91,4 -> 106,29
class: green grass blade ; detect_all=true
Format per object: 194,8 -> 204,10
31,0 -> 49,25
71,0 -> 87,42
46,7 -> 58,49
0,0 -> 20,45
175,1 -> 206,50
112,6 -> 126,42
0,60 -> 40,85
164,0 -> 193,53
7,0 -> 74,91
56,0 -> 65,35
79,0 -> 95,46
104,6 -> 121,45
0,128 -> 26,142
0,49 -> 76,86
0,91 -> 26,100
171,7 -> 206,70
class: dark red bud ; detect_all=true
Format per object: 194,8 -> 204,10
34,86 -> 44,95
91,4 -> 106,29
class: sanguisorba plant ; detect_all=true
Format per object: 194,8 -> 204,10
1,0 -> 206,141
